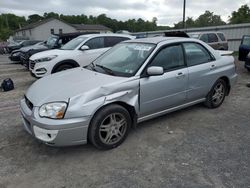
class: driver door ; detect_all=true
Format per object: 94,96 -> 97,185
139,44 -> 188,117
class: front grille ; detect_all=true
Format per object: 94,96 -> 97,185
29,60 -> 35,70
24,96 -> 33,110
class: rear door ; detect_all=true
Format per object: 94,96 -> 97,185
139,44 -> 188,117
183,42 -> 218,101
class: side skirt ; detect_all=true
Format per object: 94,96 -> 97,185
137,98 -> 206,123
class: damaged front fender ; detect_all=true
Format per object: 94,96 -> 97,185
65,77 -> 140,119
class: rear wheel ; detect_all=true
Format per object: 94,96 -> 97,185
54,64 -> 74,73
204,79 -> 227,108
88,104 -> 131,150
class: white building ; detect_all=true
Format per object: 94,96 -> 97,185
15,18 -> 112,41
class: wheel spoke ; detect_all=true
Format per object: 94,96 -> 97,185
116,129 -> 123,138
117,119 -> 126,128
104,132 -> 113,143
110,114 -> 116,124
100,124 -> 110,132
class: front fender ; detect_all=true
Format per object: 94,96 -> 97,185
65,78 -> 140,119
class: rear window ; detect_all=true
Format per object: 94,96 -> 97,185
217,33 -> 226,41
242,36 -> 250,46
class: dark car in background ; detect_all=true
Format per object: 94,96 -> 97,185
19,32 -> 93,67
238,35 -> 250,72
189,32 -> 228,50
9,41 -> 45,62
7,40 -> 42,53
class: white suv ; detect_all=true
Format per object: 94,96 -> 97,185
29,34 -> 135,78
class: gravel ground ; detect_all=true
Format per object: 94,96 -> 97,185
0,55 -> 249,188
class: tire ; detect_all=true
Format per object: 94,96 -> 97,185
88,104 -> 131,150
247,68 -> 250,72
54,64 -> 74,73
204,79 -> 227,108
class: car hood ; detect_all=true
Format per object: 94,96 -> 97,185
30,49 -> 77,60
26,67 -> 133,106
19,44 -> 45,52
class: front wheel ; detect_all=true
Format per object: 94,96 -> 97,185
88,104 -> 131,150
204,79 -> 227,108
54,64 -> 74,73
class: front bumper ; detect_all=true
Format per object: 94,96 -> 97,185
20,98 -> 91,146
29,60 -> 51,78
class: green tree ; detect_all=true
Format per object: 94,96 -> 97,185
27,14 -> 43,23
229,4 -> 250,24
195,11 -> 225,27
43,12 -> 59,19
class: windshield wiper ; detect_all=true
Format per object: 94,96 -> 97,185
95,64 -> 115,75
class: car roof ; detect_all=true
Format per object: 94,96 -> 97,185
124,36 -> 197,45
77,33 -> 135,38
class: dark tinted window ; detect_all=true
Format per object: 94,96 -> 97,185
150,45 -> 185,71
200,34 -> 208,43
85,37 -> 105,49
105,37 -> 130,47
217,33 -> 226,41
208,33 -> 218,43
183,43 -> 213,66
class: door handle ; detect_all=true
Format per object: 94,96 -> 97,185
176,72 -> 185,78
210,64 -> 216,70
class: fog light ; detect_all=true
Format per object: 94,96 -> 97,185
33,126 -> 58,142
35,68 -> 47,75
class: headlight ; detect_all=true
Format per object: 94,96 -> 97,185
34,55 -> 57,63
39,102 -> 67,119
13,52 -> 20,56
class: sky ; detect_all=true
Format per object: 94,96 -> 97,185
0,0 -> 250,26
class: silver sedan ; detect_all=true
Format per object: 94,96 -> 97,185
20,37 -> 237,149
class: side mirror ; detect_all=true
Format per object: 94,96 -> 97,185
80,45 -> 90,51
147,66 -> 164,76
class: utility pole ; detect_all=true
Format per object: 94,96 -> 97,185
182,0 -> 186,29
5,15 -> 9,29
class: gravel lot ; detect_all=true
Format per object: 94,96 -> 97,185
0,54 -> 249,188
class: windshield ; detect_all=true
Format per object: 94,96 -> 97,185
92,42 -> 155,77
61,37 -> 87,50
46,36 -> 58,48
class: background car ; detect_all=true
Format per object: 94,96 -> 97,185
29,34 -> 135,78
9,41 -> 45,62
19,32 -> 97,67
189,32 -> 228,50
7,40 -> 42,53
238,35 -> 250,72
20,37 -> 237,149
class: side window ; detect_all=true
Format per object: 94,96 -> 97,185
150,45 -> 185,71
183,43 -> 213,66
217,33 -> 226,41
200,34 -> 208,43
85,37 -> 104,49
105,37 -> 130,47
208,33 -> 218,43
242,36 -> 250,45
